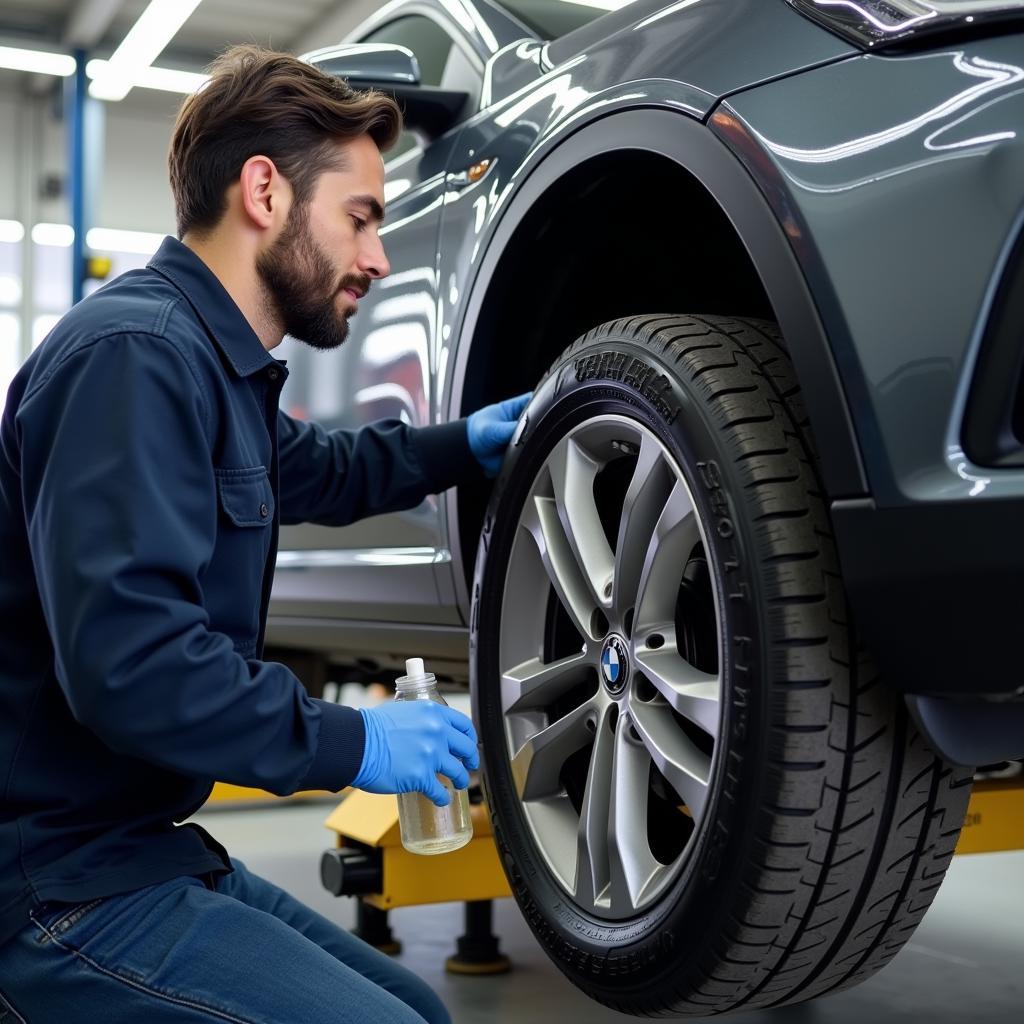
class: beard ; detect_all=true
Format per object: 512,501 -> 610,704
256,204 -> 370,352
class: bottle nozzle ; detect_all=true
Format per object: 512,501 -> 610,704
405,657 -> 425,678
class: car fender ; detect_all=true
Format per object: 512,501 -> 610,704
442,104 -> 869,621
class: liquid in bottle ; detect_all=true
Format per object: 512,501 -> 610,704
394,658 -> 474,855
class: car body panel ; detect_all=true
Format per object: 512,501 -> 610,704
269,131 -> 462,637
714,32 -> 1024,699
269,2 -> 535,651
268,0 -> 856,651
544,0 -> 853,95
718,34 -> 1024,506
438,101 -> 871,621
264,0 -> 1024,728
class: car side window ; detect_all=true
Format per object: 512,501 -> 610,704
360,14 -> 482,160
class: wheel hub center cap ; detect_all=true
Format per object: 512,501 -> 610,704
600,635 -> 630,695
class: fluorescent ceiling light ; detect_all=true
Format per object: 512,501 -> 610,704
0,45 -> 76,77
87,227 -> 165,254
132,63 -> 208,94
559,0 -> 636,9
31,224 -> 75,247
0,220 -> 25,244
89,0 -> 204,102
30,224 -> 166,254
87,59 -> 208,96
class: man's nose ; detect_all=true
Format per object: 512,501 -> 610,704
359,237 -> 391,280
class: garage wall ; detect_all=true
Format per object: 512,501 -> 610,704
0,83 -> 179,230
95,94 -> 179,233
32,88 -> 180,233
0,82 -> 182,399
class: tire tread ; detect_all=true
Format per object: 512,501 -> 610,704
488,314 -> 971,1017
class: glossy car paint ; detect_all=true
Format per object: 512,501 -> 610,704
716,33 -> 1024,704
268,0 -> 856,660
439,106 -> 874,614
268,1 -> 526,649
266,0 -> 1024,715
718,35 -> 1024,506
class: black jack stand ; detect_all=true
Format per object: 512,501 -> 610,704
353,899 -> 402,956
445,900 -> 510,974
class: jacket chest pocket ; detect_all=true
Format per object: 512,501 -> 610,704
216,466 -> 275,527
211,467 -> 275,645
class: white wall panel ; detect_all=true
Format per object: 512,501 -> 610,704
96,93 -> 179,234
0,96 -> 19,218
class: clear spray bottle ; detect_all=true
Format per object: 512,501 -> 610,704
394,658 -> 474,855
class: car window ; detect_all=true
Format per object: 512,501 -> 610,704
496,0 -> 641,40
360,14 -> 482,159
361,14 -> 456,87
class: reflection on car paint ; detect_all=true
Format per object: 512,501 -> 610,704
751,52 -> 1023,165
276,546 -> 447,569
721,35 -> 1024,502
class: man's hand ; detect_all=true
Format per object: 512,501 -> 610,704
352,701 -> 480,806
467,392 -> 532,478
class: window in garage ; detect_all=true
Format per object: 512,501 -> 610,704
31,224 -> 72,350
29,225 -> 163,351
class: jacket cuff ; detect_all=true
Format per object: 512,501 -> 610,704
298,701 -> 366,792
411,419 -> 484,492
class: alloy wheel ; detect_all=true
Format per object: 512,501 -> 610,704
497,414 -> 723,920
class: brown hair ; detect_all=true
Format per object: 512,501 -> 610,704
169,44 -> 402,238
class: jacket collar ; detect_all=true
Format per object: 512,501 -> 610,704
148,236 -> 279,378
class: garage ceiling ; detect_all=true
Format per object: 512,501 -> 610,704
0,0 -> 387,70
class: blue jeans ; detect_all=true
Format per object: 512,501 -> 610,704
0,858 -> 450,1023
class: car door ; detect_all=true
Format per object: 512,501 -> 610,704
268,9 -> 486,642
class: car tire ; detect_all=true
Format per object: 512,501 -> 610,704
469,314 -> 972,1016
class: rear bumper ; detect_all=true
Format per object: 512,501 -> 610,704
831,496 -> 1024,699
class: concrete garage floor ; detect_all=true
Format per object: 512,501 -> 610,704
187,799 -> 1024,1024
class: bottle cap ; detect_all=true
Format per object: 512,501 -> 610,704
396,657 -> 435,693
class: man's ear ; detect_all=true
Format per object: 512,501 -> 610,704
239,155 -> 289,230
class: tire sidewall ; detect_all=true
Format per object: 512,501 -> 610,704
471,330 -> 771,993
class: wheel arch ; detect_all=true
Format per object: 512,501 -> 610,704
446,107 -> 868,616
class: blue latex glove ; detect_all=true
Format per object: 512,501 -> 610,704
352,701 -> 480,806
467,392 -> 532,478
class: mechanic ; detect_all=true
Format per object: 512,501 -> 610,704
0,45 -> 528,1024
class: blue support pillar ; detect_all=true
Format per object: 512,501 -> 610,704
67,49 -> 87,305
65,50 -> 104,306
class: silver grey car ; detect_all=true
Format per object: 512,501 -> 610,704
270,0 -> 1024,1015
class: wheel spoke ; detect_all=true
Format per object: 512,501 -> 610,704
520,495 -> 599,640
612,436 -> 674,616
521,793 -> 580,892
501,653 -> 591,715
573,701 -> 616,908
548,435 -> 615,610
607,716 -> 665,913
627,696 -> 711,820
634,633 -> 721,738
634,478 -> 702,634
510,699 -> 596,803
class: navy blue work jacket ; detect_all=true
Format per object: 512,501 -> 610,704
0,236 -> 481,947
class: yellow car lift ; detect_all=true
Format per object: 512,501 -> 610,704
953,776 -> 1024,855
319,789 -> 512,973
206,770 -> 1024,970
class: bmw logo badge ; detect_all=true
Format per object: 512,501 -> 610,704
601,636 -> 629,693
